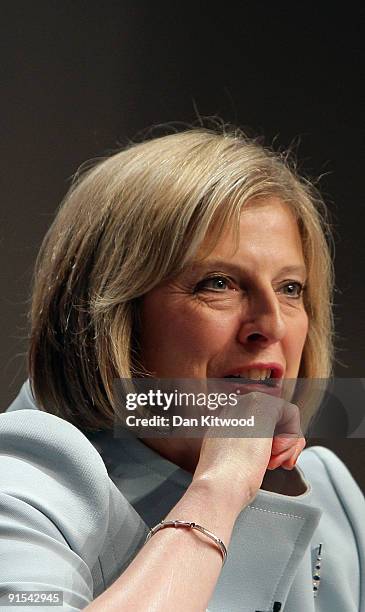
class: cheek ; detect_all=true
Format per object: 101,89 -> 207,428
148,309 -> 233,355
139,294 -> 237,370
299,312 -> 309,350
286,312 -> 309,368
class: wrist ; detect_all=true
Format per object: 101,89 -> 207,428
188,475 -> 250,518
162,478 -> 239,553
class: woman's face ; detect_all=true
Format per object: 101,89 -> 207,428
139,198 -> 308,383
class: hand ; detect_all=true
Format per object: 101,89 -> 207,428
192,391 -> 305,512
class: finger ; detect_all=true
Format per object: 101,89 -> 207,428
275,401 -> 302,437
281,437 -> 306,469
268,436 -> 306,470
271,434 -> 300,456
267,447 -> 297,470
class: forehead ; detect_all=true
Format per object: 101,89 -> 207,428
197,196 -> 305,267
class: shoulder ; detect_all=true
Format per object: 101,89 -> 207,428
299,445 -> 364,503
0,408 -> 109,485
0,408 -> 147,566
0,407 -> 148,605
298,445 -> 365,549
0,409 -> 112,561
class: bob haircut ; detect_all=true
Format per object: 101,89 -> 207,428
28,126 -> 334,431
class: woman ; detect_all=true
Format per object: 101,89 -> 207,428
1,126 -> 364,611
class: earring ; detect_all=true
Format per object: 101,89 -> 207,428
312,543 -> 322,597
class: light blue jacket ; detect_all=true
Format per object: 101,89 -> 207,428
1,380 -> 364,611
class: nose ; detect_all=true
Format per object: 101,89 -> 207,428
237,287 -> 286,347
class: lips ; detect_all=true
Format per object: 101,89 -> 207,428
221,362 -> 284,380
218,362 -> 284,397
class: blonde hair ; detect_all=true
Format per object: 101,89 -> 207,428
28,126 -> 334,431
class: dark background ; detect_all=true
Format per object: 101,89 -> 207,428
1,3 -> 364,488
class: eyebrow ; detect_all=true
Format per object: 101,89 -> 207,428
185,259 -> 307,278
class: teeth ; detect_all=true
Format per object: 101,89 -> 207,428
229,368 -> 272,380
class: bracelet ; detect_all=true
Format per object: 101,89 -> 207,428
145,520 -> 228,566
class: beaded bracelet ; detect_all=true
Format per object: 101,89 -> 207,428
145,520 -> 228,566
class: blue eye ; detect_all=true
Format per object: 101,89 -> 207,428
280,282 -> 305,298
196,276 -> 231,292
